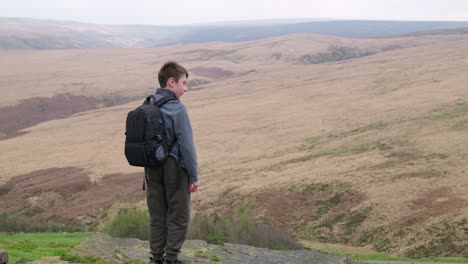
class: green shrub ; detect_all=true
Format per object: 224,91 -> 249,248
300,45 -> 376,64
187,213 -> 303,250
188,214 -> 228,245
0,187 -> 10,197
0,212 -> 84,233
104,209 -> 149,240
102,207 -> 302,250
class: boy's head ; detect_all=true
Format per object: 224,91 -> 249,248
158,61 -> 189,99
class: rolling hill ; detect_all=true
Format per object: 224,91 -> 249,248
0,32 -> 467,258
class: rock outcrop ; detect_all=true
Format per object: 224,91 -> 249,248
69,233 -> 349,264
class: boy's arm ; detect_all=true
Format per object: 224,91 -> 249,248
173,104 -> 199,183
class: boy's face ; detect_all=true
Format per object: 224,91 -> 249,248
168,75 -> 188,99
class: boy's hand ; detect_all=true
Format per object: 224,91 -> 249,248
189,181 -> 199,193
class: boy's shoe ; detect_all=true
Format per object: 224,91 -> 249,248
163,260 -> 184,264
149,257 -> 165,264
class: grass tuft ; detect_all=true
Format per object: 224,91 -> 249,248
104,209 -> 149,240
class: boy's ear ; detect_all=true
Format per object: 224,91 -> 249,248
167,77 -> 174,87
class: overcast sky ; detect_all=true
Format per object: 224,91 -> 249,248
1,0 -> 468,25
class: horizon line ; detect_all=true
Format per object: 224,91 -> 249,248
1,16 -> 468,27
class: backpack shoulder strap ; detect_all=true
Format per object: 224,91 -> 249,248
143,95 -> 176,106
155,95 -> 177,107
154,95 -> 177,151
143,95 -> 156,105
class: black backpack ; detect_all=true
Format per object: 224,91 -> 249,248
124,95 -> 176,167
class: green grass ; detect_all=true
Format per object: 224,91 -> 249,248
0,232 -> 92,264
304,122 -> 400,159
62,255 -> 116,264
427,102 -> 468,121
453,119 -> 468,130
288,183 -> 330,194
304,102 -> 468,159
193,249 -> 222,262
302,240 -> 468,263
305,122 -> 389,145
316,140 -> 381,158
312,136 -> 420,159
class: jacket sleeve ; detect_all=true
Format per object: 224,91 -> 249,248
173,104 -> 198,182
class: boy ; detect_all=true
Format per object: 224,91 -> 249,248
146,61 -> 199,264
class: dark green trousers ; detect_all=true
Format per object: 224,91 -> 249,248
145,157 -> 191,260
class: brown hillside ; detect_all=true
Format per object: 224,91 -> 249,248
0,167 -> 144,225
0,33 -> 468,257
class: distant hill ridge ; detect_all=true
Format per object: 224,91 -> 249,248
2,17 -> 468,49
400,27 -> 468,37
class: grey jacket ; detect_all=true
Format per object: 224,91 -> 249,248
152,88 -> 198,182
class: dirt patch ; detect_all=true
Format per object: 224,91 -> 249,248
0,167 -> 144,225
245,183 -> 366,236
250,186 -> 329,228
372,151 -> 447,171
190,67 -> 235,80
0,94 -> 99,140
424,153 -> 449,160
186,78 -> 210,90
400,187 -> 467,223
325,191 -> 367,222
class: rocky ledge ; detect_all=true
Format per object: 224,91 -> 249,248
68,233 -> 350,264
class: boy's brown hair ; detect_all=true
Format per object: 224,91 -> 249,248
158,61 -> 189,88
